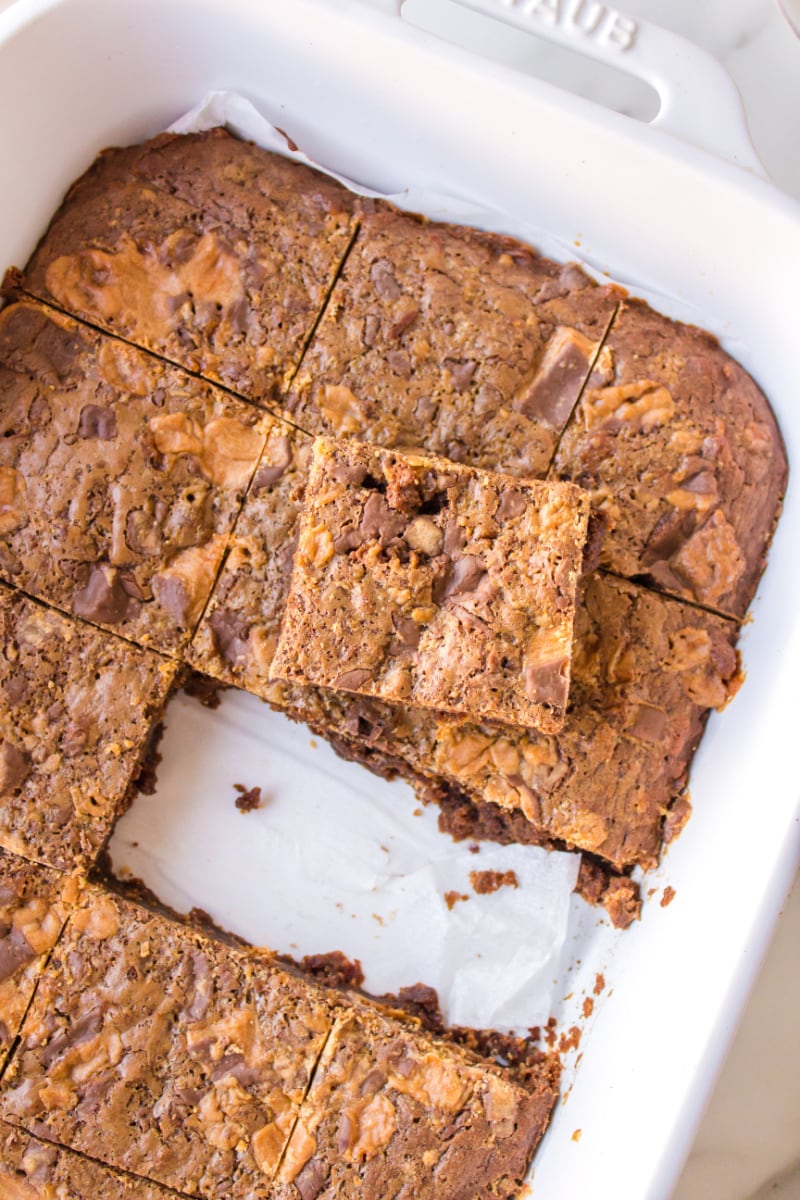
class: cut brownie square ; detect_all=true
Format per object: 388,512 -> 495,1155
550,299 -> 788,617
11,128 -> 360,404
0,300 -> 269,654
270,439 -> 590,731
273,1008 -> 556,1200
188,422 -> 313,690
283,206 -> 620,477
0,850 -> 79,1072
0,584 -> 176,871
0,887 -> 335,1199
0,1122 -> 181,1199
271,573 -> 741,871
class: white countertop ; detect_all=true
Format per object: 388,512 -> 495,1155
0,0 -> 797,1196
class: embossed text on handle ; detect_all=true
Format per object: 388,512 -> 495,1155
488,0 -> 639,52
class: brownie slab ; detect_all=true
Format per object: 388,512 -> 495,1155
0,887 -> 335,1198
12,128 -> 360,404
271,439 -> 590,731
267,572 -> 741,871
273,1008 -> 556,1200
284,206 -> 620,477
0,300 -> 269,654
550,299 -> 788,617
0,851 -> 79,1073
0,585 -> 175,871
188,422 -> 313,689
0,1122 -> 180,1199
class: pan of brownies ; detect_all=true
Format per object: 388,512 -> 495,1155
0,0 -> 797,1197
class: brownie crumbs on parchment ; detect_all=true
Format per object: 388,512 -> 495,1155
470,869 -> 519,895
234,783 -> 263,812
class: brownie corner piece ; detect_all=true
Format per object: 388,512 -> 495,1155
0,582 -> 176,871
0,884 -> 335,1199
274,1006 -> 555,1200
551,298 -> 787,617
0,298 -> 269,654
18,129 -> 360,403
271,438 -> 590,731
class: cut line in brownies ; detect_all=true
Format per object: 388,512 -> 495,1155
270,438 -> 591,732
0,125 -> 788,1200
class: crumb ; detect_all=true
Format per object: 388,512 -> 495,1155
558,1026 -> 582,1054
468,843 -> 480,854
233,783 -> 262,813
582,996 -> 594,1018
663,794 -> 692,844
470,869 -> 519,895
309,738 -> 317,749
571,1128 -> 582,1143
413,808 -> 422,817
660,885 -> 676,908
444,890 -> 469,911
372,913 -> 384,926
647,887 -> 657,898
593,972 -> 605,996
575,857 -> 642,928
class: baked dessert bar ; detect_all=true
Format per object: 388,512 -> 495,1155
0,886 -> 335,1198
188,422 -> 313,689
283,205 -> 620,478
550,299 -> 787,618
0,299 -> 269,654
0,1122 -> 182,1199
272,1008 -> 556,1200
0,850 -> 78,1073
268,572 -> 740,871
188,423 -> 738,871
271,438 -> 590,731
10,128 -> 360,404
0,584 -> 175,871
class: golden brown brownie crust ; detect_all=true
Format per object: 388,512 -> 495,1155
284,206 -> 620,477
271,438 -> 589,730
17,128 -> 360,404
0,585 -> 176,871
0,887 -> 335,1198
551,299 -> 787,617
0,300 -> 269,654
0,1121 -> 181,1199
0,852 -> 79,1072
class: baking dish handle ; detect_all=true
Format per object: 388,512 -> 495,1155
375,0 -> 766,177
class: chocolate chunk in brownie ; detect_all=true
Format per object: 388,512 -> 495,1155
188,422 -> 312,688
272,573 -> 741,871
0,300 -> 269,653
13,128 -> 360,404
284,206 -> 620,477
0,1122 -> 180,1199
550,299 -> 788,617
0,887 -> 335,1199
0,851 -> 79,1071
271,439 -> 590,731
273,1007 -> 556,1200
0,585 -> 176,871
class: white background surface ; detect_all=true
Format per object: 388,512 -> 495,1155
0,0 -> 796,1196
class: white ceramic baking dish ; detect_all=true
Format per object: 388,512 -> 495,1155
0,1 -> 798,1196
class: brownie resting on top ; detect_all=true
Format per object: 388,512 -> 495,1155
271,438 -> 590,731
